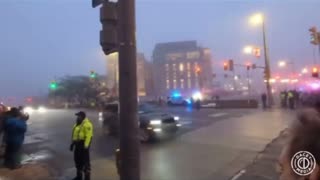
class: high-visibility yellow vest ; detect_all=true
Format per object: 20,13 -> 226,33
288,92 -> 294,98
72,118 -> 93,148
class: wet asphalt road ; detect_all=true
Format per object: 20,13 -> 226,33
22,107 -> 256,177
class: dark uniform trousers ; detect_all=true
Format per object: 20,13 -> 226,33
74,141 -> 91,180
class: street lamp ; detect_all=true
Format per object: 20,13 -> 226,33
302,68 -> 308,74
278,61 -> 287,67
248,13 -> 273,106
243,46 -> 253,54
278,60 -> 295,74
249,13 -> 263,26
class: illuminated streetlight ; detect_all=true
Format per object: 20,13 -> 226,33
243,46 -> 253,54
278,61 -> 287,67
249,13 -> 263,26
302,68 -> 308,74
248,12 -> 273,106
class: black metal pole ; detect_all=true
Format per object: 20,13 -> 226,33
118,0 -> 140,179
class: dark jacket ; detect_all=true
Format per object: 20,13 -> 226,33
5,117 -> 27,145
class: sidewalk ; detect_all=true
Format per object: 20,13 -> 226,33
0,163 -> 54,180
233,130 -> 288,180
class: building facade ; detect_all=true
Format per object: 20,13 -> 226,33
152,41 -> 212,97
105,52 -> 152,97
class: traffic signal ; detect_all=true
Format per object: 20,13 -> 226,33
228,59 -> 234,71
309,27 -> 319,45
312,67 -> 319,78
50,81 -> 58,90
90,70 -> 97,79
99,1 -> 118,55
223,62 -> 228,71
252,48 -> 261,58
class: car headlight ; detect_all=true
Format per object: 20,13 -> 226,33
150,120 -> 162,125
38,106 -> 47,113
174,116 -> 180,121
24,107 -> 34,114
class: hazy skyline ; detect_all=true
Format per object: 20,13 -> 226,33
0,0 -> 319,100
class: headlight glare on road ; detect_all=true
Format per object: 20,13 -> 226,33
174,116 -> 180,121
153,128 -> 162,132
150,120 -> 162,125
24,107 -> 34,114
38,106 -> 47,113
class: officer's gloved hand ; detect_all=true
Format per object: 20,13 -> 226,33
69,142 -> 75,152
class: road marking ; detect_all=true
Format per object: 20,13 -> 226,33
208,113 -> 227,118
231,169 -> 246,180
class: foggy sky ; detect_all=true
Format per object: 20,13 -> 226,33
0,0 -> 319,100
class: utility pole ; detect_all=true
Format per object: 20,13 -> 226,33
118,0 -> 140,179
262,21 -> 273,107
93,0 -> 140,179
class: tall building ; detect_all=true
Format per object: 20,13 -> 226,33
137,53 -> 146,96
105,52 -> 151,97
152,41 -> 213,97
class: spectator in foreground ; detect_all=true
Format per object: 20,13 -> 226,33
3,107 -> 27,169
278,103 -> 320,179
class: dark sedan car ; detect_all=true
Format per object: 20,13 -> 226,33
102,103 -> 180,142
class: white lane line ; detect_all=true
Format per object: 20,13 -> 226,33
231,169 -> 246,180
208,113 -> 227,118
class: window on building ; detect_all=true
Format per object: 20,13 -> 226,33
173,79 -> 177,89
187,70 -> 191,78
187,63 -> 191,70
194,63 -> 199,77
180,79 -> 184,89
188,78 -> 191,88
186,51 -> 200,59
179,63 -> 184,72
195,79 -> 199,88
166,53 -> 183,61
173,64 -> 176,70
165,64 -> 169,71
166,80 -> 170,89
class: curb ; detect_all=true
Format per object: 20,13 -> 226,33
229,128 -> 288,180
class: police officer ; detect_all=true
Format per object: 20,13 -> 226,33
70,111 -> 93,180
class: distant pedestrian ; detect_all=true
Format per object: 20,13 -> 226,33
288,91 -> 295,110
261,93 -> 267,109
280,91 -> 286,108
195,99 -> 201,110
70,111 -> 93,180
3,107 -> 27,169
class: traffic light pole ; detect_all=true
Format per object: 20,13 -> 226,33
262,21 -> 274,107
118,0 -> 140,180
